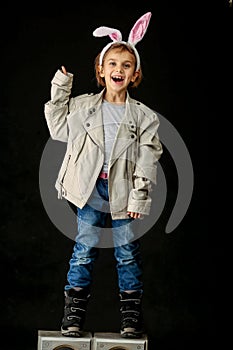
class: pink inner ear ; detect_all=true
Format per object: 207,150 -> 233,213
128,12 -> 152,45
109,32 -> 121,41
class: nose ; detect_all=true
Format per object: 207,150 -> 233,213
116,66 -> 123,73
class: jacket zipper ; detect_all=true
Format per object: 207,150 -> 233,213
59,154 -> 71,198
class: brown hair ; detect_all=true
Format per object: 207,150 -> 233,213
94,43 -> 143,88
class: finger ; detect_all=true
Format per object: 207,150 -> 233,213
61,65 -> 67,75
128,212 -> 139,219
133,213 -> 141,219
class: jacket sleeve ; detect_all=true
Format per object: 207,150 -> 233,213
127,112 -> 163,215
44,69 -> 75,142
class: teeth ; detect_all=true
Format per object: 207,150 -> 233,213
112,76 -> 124,81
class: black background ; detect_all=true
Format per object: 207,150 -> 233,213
0,1 -> 229,349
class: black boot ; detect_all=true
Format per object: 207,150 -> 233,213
119,291 -> 144,338
61,288 -> 90,337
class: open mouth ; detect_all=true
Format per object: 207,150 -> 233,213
112,76 -> 124,83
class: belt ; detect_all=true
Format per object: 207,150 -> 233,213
99,172 -> 108,179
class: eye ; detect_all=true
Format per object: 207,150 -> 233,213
109,61 -> 116,66
124,63 -> 131,69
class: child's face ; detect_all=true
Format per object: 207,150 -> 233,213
99,48 -> 139,93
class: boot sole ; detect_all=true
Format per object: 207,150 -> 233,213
61,327 -> 82,338
120,330 -> 143,339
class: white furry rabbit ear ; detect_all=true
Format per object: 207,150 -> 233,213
93,27 -> 122,42
128,12 -> 152,46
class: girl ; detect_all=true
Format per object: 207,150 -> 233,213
44,12 -> 163,338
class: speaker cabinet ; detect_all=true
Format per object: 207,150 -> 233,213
92,332 -> 148,350
37,330 -> 92,350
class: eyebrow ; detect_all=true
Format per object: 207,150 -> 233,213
107,58 -> 134,63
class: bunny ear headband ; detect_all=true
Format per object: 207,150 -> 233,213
93,12 -> 152,71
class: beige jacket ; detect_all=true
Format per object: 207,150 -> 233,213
44,70 -> 163,219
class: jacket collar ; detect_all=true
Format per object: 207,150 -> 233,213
84,88 -> 136,112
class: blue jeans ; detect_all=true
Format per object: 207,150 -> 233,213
65,178 -> 143,293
